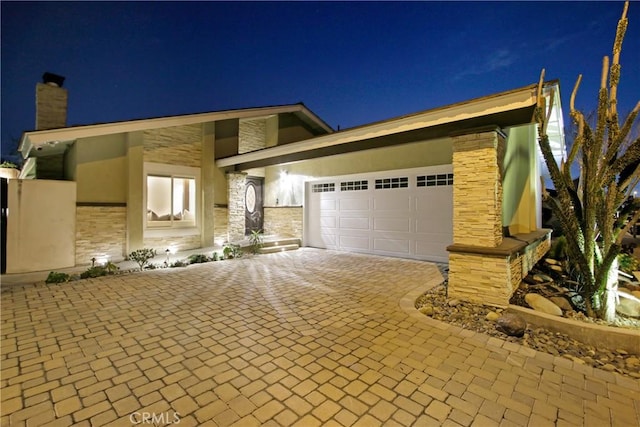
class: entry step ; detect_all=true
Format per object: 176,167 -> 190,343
258,243 -> 300,254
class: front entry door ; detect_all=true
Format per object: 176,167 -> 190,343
245,176 -> 264,235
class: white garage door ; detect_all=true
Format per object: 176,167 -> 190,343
304,166 -> 453,262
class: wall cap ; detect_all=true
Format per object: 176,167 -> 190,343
447,229 -> 551,257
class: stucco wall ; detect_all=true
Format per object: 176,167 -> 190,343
76,206 -> 126,265
6,179 -> 76,273
74,134 -> 127,204
264,137 -> 452,206
503,124 -> 539,235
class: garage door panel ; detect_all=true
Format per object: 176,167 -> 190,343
320,199 -> 337,210
416,240 -> 449,261
374,238 -> 410,254
340,217 -> 370,230
340,198 -> 370,211
374,218 -> 411,232
320,233 -> 337,247
305,167 -> 453,262
320,216 -> 337,228
340,235 -> 370,251
416,218 -> 452,233
374,195 -> 411,211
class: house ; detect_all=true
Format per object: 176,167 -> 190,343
6,73 -> 565,306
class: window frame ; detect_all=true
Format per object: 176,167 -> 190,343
143,162 -> 201,237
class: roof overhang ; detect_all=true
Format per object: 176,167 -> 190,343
217,82 -> 560,171
19,103 -> 332,159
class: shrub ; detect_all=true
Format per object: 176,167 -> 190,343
170,260 -> 188,268
248,230 -> 264,254
618,253 -> 640,274
128,248 -> 156,271
223,243 -> 242,259
80,266 -> 108,279
188,254 -> 210,264
45,271 -> 70,284
548,236 -> 568,260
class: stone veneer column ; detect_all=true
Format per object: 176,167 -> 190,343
448,128 -> 511,306
451,128 -> 505,248
227,172 -> 247,241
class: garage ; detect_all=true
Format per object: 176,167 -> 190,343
304,166 -> 453,262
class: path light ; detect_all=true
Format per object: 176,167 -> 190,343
165,249 -> 170,264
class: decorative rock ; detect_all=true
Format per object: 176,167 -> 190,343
545,258 -> 561,265
550,296 -> 573,312
625,357 -> 639,367
485,311 -> 500,321
448,299 -> 461,307
601,363 -> 616,372
495,313 -> 527,337
533,273 -> 553,283
549,265 -> 564,272
616,297 -> 640,318
419,305 -> 434,316
525,293 -> 563,316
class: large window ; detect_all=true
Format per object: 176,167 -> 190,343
145,164 -> 199,229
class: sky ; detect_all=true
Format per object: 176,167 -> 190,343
1,1 -> 639,160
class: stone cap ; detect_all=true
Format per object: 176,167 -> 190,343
447,229 -> 551,257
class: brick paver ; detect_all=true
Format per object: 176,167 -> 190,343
1,248 -> 638,425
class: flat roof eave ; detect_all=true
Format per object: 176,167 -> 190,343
217,82 -> 543,169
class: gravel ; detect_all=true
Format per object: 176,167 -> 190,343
415,283 -> 640,379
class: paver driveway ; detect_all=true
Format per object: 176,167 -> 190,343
1,249 -> 638,426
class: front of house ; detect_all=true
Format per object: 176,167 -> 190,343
6,74 -> 566,306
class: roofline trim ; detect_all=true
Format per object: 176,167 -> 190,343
19,103 -> 332,155
216,82 -> 545,168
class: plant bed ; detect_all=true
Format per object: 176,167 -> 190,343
416,284 -> 640,378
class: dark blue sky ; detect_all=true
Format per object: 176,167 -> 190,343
2,1 -> 639,158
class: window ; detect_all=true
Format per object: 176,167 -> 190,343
145,163 -> 199,229
340,180 -> 368,191
417,173 -> 453,187
312,183 -> 335,193
375,177 -> 408,189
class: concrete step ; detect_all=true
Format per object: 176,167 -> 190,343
258,243 -> 299,254
261,237 -> 301,248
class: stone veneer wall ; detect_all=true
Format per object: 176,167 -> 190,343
448,233 -> 551,307
451,131 -> 505,248
264,207 -> 303,239
76,206 -> 126,265
448,253 -> 511,307
142,235 -> 202,254
141,124 -> 203,251
214,207 -> 229,243
143,124 -> 202,167
239,119 -> 266,154
227,172 -> 247,241
36,82 -> 67,130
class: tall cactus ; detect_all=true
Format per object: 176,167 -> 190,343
536,1 -> 640,320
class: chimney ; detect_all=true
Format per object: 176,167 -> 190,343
36,72 -> 67,130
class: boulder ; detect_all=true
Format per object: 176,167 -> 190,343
495,313 -> 527,337
616,296 -> 640,318
550,296 -> 573,312
525,293 -> 563,316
